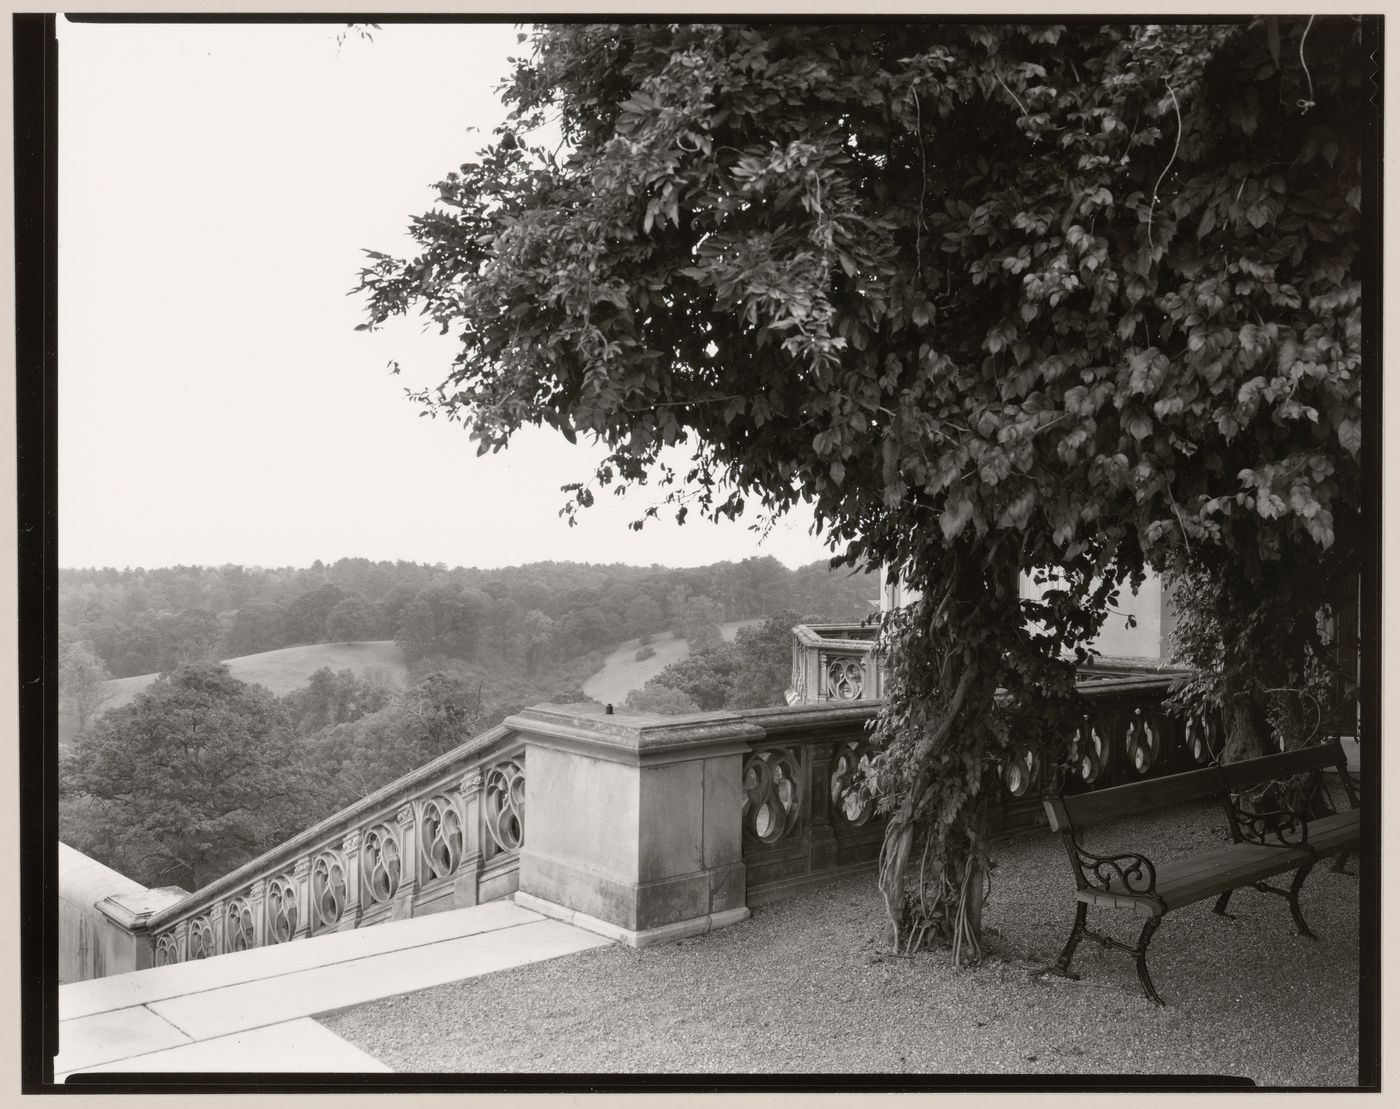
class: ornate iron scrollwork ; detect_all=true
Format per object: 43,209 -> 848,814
266,874 -> 298,943
1072,844 -> 1159,896
187,914 -> 214,960
743,748 -> 802,844
830,739 -> 876,827
311,851 -> 348,928
420,795 -> 463,881
362,823 -> 402,904
484,759 -> 525,859
825,656 -> 864,701
1230,783 -> 1310,847
154,932 -> 178,967
225,895 -> 255,953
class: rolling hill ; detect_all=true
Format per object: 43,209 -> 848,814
96,640 -> 410,716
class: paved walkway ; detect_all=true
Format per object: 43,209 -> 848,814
56,899 -> 608,1080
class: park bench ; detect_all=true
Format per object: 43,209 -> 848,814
1042,739 -> 1360,1005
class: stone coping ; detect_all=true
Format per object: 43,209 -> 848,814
738,701 -> 882,741
791,622 -> 882,651
95,888 -> 188,930
505,703 -> 766,765
506,700 -> 893,764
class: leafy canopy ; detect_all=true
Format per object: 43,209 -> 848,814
359,19 -> 1363,601
358,20 -> 1368,954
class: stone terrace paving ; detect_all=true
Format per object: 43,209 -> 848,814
60,799 -> 1361,1084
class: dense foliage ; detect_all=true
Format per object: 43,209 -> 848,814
61,664 -> 312,891
357,20 -> 1369,958
59,650 -> 608,887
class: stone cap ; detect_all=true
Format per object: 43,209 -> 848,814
506,703 -> 766,766
94,887 -> 190,932
790,622 -> 882,651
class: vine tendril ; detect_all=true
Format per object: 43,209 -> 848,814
1146,83 -> 1182,253
1297,15 -> 1316,113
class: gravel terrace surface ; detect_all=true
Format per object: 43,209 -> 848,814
321,800 -> 1360,1084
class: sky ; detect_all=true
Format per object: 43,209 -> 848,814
56,19 -> 833,572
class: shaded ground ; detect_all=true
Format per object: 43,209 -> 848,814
323,800 -> 1360,1084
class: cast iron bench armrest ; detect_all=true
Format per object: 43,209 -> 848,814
1225,798 -> 1311,848
1066,838 -> 1159,897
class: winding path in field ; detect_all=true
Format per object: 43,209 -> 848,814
580,620 -> 760,708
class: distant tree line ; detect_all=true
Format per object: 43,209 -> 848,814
59,556 -> 876,680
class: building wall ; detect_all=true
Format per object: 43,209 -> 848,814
879,565 -> 1172,662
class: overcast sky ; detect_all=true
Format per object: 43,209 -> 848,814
56,18 -> 832,571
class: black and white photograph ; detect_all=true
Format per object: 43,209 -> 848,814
19,10 -> 1381,1093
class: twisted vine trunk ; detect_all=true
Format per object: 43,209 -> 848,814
874,565 -> 1011,963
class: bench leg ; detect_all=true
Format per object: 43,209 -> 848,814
1212,889 -> 1234,918
1288,863 -> 1317,940
1048,902 -> 1087,980
1134,915 -> 1165,1006
1331,850 -> 1352,875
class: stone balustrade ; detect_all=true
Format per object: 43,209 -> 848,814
83,660 -> 1219,976
744,662 -> 1215,898
788,622 -> 884,704
1009,666 -> 1221,802
145,725 -> 527,967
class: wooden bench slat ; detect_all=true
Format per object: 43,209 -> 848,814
1054,765 -> 1226,828
1302,810 -> 1361,855
1217,744 -> 1346,792
1154,842 -> 1302,884
1156,846 -> 1314,909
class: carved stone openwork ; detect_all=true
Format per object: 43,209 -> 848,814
1069,714 -> 1107,786
311,851 -> 349,929
1003,745 -> 1038,799
1185,712 -> 1219,765
154,932 -> 178,967
743,747 -> 802,845
788,651 -> 807,705
1125,708 -> 1161,776
824,655 -> 864,701
419,795 -> 463,882
266,874 -> 298,943
829,739 -> 876,827
361,823 -> 402,905
483,759 -> 525,860
225,895 -> 255,953
187,914 -> 215,960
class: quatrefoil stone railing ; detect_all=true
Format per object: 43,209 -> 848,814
147,725 -> 527,966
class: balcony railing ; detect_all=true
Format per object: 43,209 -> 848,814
145,725 -> 527,966
750,658 -> 1218,895
95,655 -> 1220,973
788,622 -> 884,704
